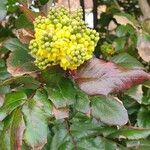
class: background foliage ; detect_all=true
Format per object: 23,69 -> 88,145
0,0 -> 150,149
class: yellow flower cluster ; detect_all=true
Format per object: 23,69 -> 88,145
101,42 -> 115,55
29,6 -> 99,70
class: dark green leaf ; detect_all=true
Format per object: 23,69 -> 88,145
39,0 -> 50,5
4,38 -> 28,52
0,85 -> 10,94
47,78 -> 77,108
111,53 -> 144,69
137,107 -> 150,128
0,0 -> 7,21
108,127 -> 150,140
126,139 -> 150,150
0,59 -> 11,80
116,24 -> 136,37
34,88 -> 52,116
0,91 -> 27,121
124,85 -> 143,103
75,90 -> 90,114
41,67 -> 64,87
0,108 -> 24,150
22,100 -> 49,149
143,80 -> 150,88
114,37 -> 126,53
91,96 -> 128,125
76,137 -> 118,150
142,89 -> 150,105
49,122 -> 73,150
2,76 -> 40,90
15,14 -> 33,29
70,117 -> 116,139
5,38 -> 38,76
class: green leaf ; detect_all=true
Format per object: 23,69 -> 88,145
108,127 -> 150,140
39,0 -> 50,5
2,76 -> 40,90
22,100 -> 49,149
0,0 -> 7,21
0,108 -> 24,150
76,137 -> 118,150
4,38 -> 28,52
142,89 -> 150,105
137,107 -> 150,128
49,119 -> 125,150
111,53 -> 144,69
91,96 -> 128,125
124,85 -> 143,103
49,122 -> 73,150
70,115 -> 117,139
33,88 -> 52,116
41,67 -> 64,87
0,91 -> 27,121
114,37 -> 126,53
116,24 -> 136,37
5,38 -> 38,76
143,80 -> 150,88
126,139 -> 150,150
15,14 -> 33,29
75,90 -> 90,114
0,85 -> 10,94
0,59 -> 11,80
47,78 -> 77,108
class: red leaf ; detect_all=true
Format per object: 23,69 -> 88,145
74,58 -> 150,95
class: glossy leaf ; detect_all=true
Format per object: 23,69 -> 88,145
0,108 -> 25,150
22,100 -> 49,149
76,137 -> 118,150
0,0 -> 7,21
124,85 -> 143,103
47,78 -> 76,108
75,90 -> 90,114
4,38 -> 38,76
108,127 -> 150,140
137,107 -> 150,128
111,53 -> 144,69
33,88 -> 52,116
74,58 -> 149,96
91,96 -> 128,125
4,38 -> 28,52
0,91 -> 27,121
0,59 -> 11,80
15,14 -> 33,29
126,139 -> 150,150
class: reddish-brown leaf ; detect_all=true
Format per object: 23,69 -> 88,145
52,107 -> 69,119
15,118 -> 25,150
13,28 -> 34,44
73,58 -> 150,95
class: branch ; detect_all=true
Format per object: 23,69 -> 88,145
138,0 -> 150,19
